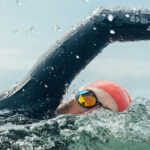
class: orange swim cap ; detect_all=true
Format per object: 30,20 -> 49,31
88,80 -> 131,112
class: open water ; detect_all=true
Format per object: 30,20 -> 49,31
0,97 -> 150,150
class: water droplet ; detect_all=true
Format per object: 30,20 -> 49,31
13,30 -> 19,35
125,14 -> 130,18
46,98 -> 50,101
29,26 -> 36,32
108,14 -> 114,21
92,8 -> 99,16
22,89 -> 25,92
72,26 -> 77,31
93,27 -> 97,30
5,91 -> 8,95
110,30 -> 116,34
147,26 -> 150,31
51,66 -> 54,70
16,0 -> 21,6
53,25 -> 61,32
132,7 -> 137,11
44,85 -> 48,88
65,83 -> 69,87
26,26 -> 39,34
76,55 -> 80,59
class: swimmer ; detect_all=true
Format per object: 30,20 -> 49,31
56,80 -> 131,114
0,7 -> 150,119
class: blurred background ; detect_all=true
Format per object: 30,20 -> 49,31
0,0 -> 150,98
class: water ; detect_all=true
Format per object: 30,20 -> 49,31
110,30 -> 116,35
108,14 -> 114,22
0,97 -> 150,150
53,25 -> 61,32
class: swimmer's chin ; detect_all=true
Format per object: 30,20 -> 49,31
56,99 -> 100,115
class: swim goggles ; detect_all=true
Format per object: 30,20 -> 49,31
76,90 -> 103,108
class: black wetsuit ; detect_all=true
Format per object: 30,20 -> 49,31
0,7 -> 150,119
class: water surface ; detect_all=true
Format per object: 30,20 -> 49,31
0,97 -> 149,150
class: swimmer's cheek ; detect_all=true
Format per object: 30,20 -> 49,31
56,99 -> 100,114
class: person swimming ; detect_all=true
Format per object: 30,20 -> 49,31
56,80 -> 131,114
0,7 -> 150,119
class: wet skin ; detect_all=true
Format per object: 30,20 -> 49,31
56,86 -> 118,114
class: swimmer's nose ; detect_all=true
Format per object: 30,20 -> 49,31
56,102 -> 72,114
56,94 -> 76,114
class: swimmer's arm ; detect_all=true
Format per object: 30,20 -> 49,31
0,8 -> 150,117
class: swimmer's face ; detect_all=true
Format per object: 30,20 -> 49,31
56,86 -> 118,115
56,93 -> 100,114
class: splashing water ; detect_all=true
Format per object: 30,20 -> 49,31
44,85 -> 48,88
76,55 -> 80,59
147,26 -> 150,31
13,30 -> 19,36
110,29 -> 116,34
28,26 -> 39,34
108,14 -> 114,21
93,27 -> 97,30
53,25 -> 61,32
125,14 -> 130,18
0,97 -> 150,150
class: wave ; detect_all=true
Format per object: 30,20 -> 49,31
0,97 -> 150,150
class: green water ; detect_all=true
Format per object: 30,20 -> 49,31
0,97 -> 150,150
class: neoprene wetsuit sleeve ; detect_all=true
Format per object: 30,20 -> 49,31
0,7 -> 150,118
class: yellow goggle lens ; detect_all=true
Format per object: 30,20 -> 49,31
77,90 -> 97,107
